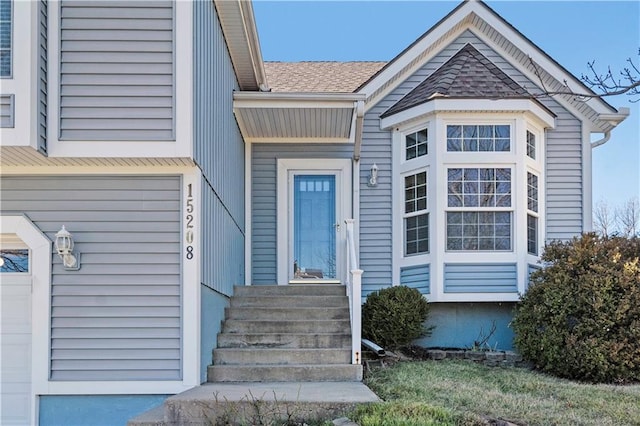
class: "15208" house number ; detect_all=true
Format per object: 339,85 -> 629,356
185,183 -> 194,260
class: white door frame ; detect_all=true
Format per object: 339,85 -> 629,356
1,215 -> 52,426
276,159 -> 352,285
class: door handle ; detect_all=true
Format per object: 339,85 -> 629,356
334,223 -> 340,231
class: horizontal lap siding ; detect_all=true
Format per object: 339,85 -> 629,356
0,176 -> 181,381
194,0 -> 245,294
400,264 -> 430,294
444,263 -> 518,293
59,1 -> 174,140
251,144 -> 352,284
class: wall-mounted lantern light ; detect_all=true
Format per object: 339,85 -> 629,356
55,225 -> 80,270
368,163 -> 379,187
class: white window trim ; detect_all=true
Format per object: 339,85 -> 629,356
46,1 -> 193,158
0,0 -> 38,149
276,158 -> 352,285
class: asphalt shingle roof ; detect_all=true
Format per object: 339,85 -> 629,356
264,61 -> 387,93
381,43 -> 530,118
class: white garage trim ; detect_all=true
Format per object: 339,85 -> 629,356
1,215 -> 51,426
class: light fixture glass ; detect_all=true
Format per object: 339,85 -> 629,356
55,225 -> 80,270
368,163 -> 379,187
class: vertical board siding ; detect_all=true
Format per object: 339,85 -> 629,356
0,176 -> 181,381
201,176 -> 244,296
400,264 -> 430,294
193,0 -> 245,294
38,0 -> 48,153
359,30 -> 583,295
59,1 -> 175,141
444,263 -> 518,293
251,144 -> 353,284
0,94 -> 14,127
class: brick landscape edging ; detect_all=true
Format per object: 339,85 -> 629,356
425,349 -> 532,368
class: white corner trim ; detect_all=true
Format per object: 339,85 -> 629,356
245,142 -> 252,285
1,215 -> 52,425
181,169 -> 202,388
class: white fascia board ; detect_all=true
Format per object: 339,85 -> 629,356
234,92 -> 365,109
475,5 -> 617,116
380,99 -> 555,130
245,137 -> 353,144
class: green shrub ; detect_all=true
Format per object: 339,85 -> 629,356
362,285 -> 431,350
512,233 -> 640,383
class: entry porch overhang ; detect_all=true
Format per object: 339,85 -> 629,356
233,92 -> 366,159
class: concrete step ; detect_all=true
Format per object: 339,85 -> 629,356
234,284 -> 345,297
216,332 -> 352,349
159,382 -> 378,425
230,295 -> 348,308
213,348 -> 351,365
222,319 -> 351,334
207,364 -> 363,382
225,306 -> 349,320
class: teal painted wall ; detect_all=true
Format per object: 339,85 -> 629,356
416,303 -> 516,351
200,285 -> 230,383
39,395 -> 168,426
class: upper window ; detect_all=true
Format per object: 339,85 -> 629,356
447,125 -> 510,152
526,130 -> 536,159
0,0 -> 11,77
406,128 -> 428,160
404,171 -> 429,255
527,172 -> 539,255
0,249 -> 28,272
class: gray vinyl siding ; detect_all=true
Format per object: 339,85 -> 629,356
194,0 -> 245,294
360,30 -> 583,292
38,0 -> 47,153
0,93 -> 13,127
251,144 -> 353,284
59,1 -> 175,141
444,263 -> 518,293
0,176 -> 181,381
400,264 -> 430,295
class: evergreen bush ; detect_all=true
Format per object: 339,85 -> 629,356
362,285 -> 431,350
512,233 -> 640,383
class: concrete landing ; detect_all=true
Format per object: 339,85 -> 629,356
128,382 -> 379,425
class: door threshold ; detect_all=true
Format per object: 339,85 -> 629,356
288,279 -> 342,285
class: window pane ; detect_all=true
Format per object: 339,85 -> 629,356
406,129 -> 428,160
447,139 -> 462,151
447,125 -> 461,138
446,212 -> 512,251
527,130 -> 536,159
405,171 -> 427,213
527,172 -> 539,212
0,249 -> 29,273
405,213 -> 429,255
447,125 -> 510,152
528,214 -> 538,255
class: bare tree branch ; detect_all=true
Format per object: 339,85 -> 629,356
593,200 -> 616,237
528,50 -> 640,102
616,198 -> 640,237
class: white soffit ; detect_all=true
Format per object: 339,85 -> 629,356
233,92 -> 366,143
214,0 -> 267,91
0,147 -> 194,168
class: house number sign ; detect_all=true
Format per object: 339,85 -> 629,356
185,183 -> 195,260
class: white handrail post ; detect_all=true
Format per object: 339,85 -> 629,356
344,219 -> 362,365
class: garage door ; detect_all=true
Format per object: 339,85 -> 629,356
1,237 -> 32,426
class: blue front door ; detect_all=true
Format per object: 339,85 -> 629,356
293,175 -> 336,280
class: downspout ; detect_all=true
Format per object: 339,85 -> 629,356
590,131 -> 610,149
353,100 -> 365,161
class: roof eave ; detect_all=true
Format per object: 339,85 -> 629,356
214,0 -> 268,91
